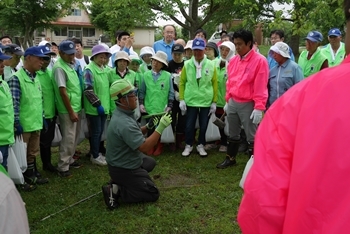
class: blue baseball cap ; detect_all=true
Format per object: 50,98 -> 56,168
192,38 -> 206,50
24,46 -> 49,58
59,40 -> 76,54
38,45 -> 56,56
328,28 -> 341,37
0,46 -> 12,60
305,31 -> 323,42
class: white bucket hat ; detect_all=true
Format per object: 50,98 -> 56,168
185,40 -> 193,50
269,42 -> 290,58
113,51 -> 131,65
151,51 -> 168,67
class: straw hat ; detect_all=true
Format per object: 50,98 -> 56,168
151,51 -> 168,67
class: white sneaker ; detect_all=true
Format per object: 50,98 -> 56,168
91,155 -> 107,166
196,144 -> 208,157
99,153 -> 106,161
182,145 -> 193,157
219,145 -> 227,152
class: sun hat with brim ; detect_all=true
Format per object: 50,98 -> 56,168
269,42 -> 290,59
4,44 -> 24,56
59,40 -> 76,54
113,51 -> 131,65
151,51 -> 168,67
24,46 -> 50,58
129,54 -> 142,65
184,40 -> 193,50
110,79 -> 137,101
90,44 -> 111,60
39,45 -> 56,56
305,31 -> 323,42
0,47 -> 12,60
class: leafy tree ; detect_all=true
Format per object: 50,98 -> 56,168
0,0 -> 80,49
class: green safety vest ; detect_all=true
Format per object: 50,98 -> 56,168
135,71 -> 143,89
16,68 -> 43,132
83,62 -> 110,115
52,58 -> 82,114
321,43 -> 345,67
144,70 -> 171,114
108,69 -> 137,114
0,81 -> 14,145
140,63 -> 150,74
216,65 -> 227,108
298,48 -> 327,78
37,69 -> 55,119
183,57 -> 215,107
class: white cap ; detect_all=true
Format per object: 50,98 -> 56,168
269,42 -> 290,58
184,40 -> 193,50
38,40 -> 51,46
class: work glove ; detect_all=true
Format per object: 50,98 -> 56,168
174,91 -> 180,101
146,116 -> 159,130
139,104 -> 146,113
155,113 -> 172,135
14,121 -> 23,136
223,103 -> 228,113
209,103 -> 216,115
97,105 -> 105,116
250,109 -> 263,124
179,100 -> 186,111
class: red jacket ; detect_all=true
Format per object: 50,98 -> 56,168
226,49 -> 268,110
238,56 -> 350,233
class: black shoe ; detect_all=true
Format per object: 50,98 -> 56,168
19,182 -> 37,192
238,142 -> 248,153
69,161 -> 83,169
36,177 -> 49,185
57,170 -> 72,178
216,156 -> 237,169
102,184 -> 119,210
43,164 -> 57,172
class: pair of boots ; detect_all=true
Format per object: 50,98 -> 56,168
216,140 -> 254,169
147,140 -> 163,156
23,160 -> 49,185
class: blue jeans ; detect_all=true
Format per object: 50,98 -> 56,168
87,114 -> 107,159
185,106 -> 210,146
0,145 -> 9,169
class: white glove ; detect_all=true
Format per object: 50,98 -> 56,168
223,103 -> 228,113
250,109 -> 263,124
175,91 -> 180,101
179,100 -> 186,111
209,103 -> 216,115
139,104 -> 146,113
165,106 -> 171,112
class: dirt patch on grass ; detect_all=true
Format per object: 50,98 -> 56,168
155,173 -> 200,187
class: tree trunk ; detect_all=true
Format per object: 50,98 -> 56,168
290,34 -> 300,59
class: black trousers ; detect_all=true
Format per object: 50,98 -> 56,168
171,100 -> 186,134
108,154 -> 159,203
39,117 -> 56,165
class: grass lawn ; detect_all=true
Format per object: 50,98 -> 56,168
20,139 -> 248,233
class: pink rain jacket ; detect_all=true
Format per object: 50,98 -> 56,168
238,56 -> 350,233
226,49 -> 268,110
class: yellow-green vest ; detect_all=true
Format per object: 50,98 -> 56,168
144,70 -> 171,114
216,64 -> 227,108
16,68 -> 43,132
321,43 -> 345,67
0,81 -> 14,145
183,57 -> 215,107
52,58 -> 82,114
298,48 -> 327,78
83,62 -> 110,115
37,69 -> 55,119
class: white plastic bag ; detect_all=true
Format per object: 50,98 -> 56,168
134,100 -> 141,120
51,124 -> 62,147
239,155 -> 254,189
160,125 -> 175,143
12,136 -> 27,173
224,117 -> 229,136
205,114 -> 221,142
77,110 -> 88,145
7,147 -> 24,184
100,119 -> 110,141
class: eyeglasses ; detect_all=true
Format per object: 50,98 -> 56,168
329,36 -> 338,39
164,31 -> 174,35
270,37 -> 280,41
123,89 -> 138,98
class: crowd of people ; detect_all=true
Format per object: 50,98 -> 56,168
0,16 -> 348,229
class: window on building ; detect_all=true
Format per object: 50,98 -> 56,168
83,28 -> 95,37
71,9 -> 81,16
54,27 -> 68,37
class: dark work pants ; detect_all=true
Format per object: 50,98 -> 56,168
108,154 -> 159,203
171,100 -> 186,134
40,117 -> 56,166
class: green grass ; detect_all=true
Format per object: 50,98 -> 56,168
21,140 -> 248,234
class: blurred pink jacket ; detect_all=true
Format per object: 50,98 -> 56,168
238,56 -> 350,233
226,49 -> 268,110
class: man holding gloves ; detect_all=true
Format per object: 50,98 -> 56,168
216,29 -> 268,169
179,38 -> 218,157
